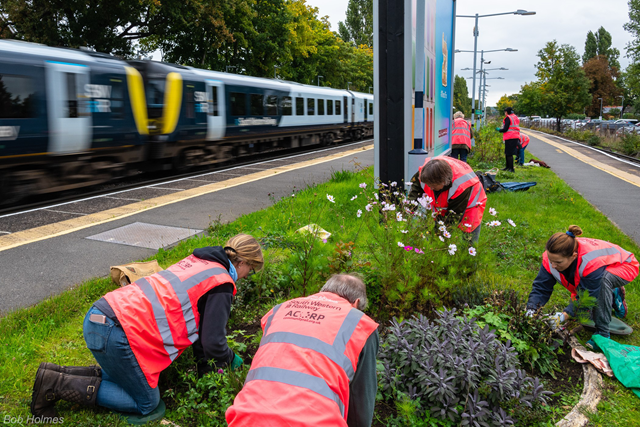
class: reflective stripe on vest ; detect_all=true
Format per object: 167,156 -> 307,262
520,134 -> 530,148
578,247 -> 631,276
503,114 -> 520,140
448,171 -> 477,199
246,367 -> 346,417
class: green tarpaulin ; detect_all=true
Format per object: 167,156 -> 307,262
592,335 -> 640,399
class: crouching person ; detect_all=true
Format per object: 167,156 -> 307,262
31,234 -> 263,417
226,274 -> 379,427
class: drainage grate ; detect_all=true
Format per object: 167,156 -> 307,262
86,222 -> 203,250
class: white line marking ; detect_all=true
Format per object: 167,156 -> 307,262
149,187 -> 185,191
44,209 -> 88,216
0,140 -> 372,220
0,231 -> 11,235
527,129 -> 640,169
104,196 -> 144,202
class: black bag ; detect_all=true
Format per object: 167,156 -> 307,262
475,171 -> 504,193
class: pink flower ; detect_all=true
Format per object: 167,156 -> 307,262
322,239 -> 327,243
415,248 -> 424,254
217,369 -> 224,374
404,246 -> 413,251
469,247 -> 477,257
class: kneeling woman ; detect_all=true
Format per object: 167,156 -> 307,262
31,234 -> 263,417
527,226 -> 638,350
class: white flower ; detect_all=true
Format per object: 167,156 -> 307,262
326,194 -> 335,203
448,244 -> 457,255
393,191 -> 399,196
374,193 -> 379,200
438,221 -> 444,226
365,204 -> 373,212
382,204 -> 396,212
469,247 -> 477,256
439,236 -> 445,242
396,212 -> 403,222
443,231 -> 451,239
391,181 -> 397,187
351,195 -> 358,201
400,230 -> 408,234
359,183 -> 367,189
398,242 -> 404,247
487,220 -> 502,227
431,212 -> 437,218
417,196 -> 431,209
291,193 -> 295,197
508,219 -> 516,227
357,209 -> 362,218
489,208 -> 497,216
464,223 -> 472,228
439,225 -> 447,232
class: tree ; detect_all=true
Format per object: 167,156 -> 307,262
624,0 -> 640,61
583,56 -> 621,117
453,75 -> 471,118
536,40 -> 591,131
582,27 -> 620,70
515,82 -> 546,117
337,0 -> 373,47
496,94 -> 517,114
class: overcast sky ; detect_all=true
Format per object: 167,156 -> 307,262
306,0 -> 634,106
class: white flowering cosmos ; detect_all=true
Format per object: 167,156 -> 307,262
351,195 -> 358,201
400,230 -> 408,234
439,236 -> 445,242
391,181 -> 397,186
326,194 -> 335,203
489,208 -> 497,216
359,183 -> 367,189
374,193 -> 379,200
508,219 -> 516,227
469,247 -> 477,256
365,204 -> 373,212
397,242 -> 404,247
448,244 -> 457,255
443,231 -> 451,239
357,210 -> 362,218
396,212 -> 403,222
487,220 -> 502,227
439,225 -> 447,232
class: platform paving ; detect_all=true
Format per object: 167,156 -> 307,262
0,145 -> 373,315
524,130 -> 640,246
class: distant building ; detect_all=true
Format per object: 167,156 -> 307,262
602,106 -> 622,113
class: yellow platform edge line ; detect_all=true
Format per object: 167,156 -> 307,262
522,130 -> 640,188
0,145 -> 373,252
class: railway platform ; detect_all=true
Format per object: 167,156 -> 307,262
0,142 -> 373,315
524,129 -> 640,245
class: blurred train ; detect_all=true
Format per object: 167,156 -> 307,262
0,40 -> 374,203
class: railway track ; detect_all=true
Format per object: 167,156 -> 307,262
0,139 -> 373,218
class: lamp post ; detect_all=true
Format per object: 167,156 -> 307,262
225,66 -> 237,73
369,86 -> 373,94
618,95 -> 624,119
274,65 -> 279,79
456,48 -> 517,128
347,82 -> 352,90
455,10 -> 535,129
598,97 -> 603,120
318,76 -> 323,86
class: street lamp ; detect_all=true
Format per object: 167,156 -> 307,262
347,81 -> 352,90
455,9 -> 535,128
274,65 -> 279,79
318,76 -> 323,86
598,97 -> 603,120
618,95 -> 624,119
369,86 -> 373,94
225,66 -> 237,73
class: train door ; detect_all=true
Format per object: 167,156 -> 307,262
351,97 -> 356,124
364,100 -> 368,123
45,61 -> 91,153
343,96 -> 348,124
206,80 -> 225,141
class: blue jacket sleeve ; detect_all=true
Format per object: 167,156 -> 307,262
526,265 -> 557,311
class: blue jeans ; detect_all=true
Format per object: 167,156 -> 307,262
516,147 -> 526,165
449,149 -> 468,163
592,272 -> 629,339
83,307 -> 160,415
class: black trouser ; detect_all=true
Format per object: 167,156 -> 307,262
504,139 -> 520,171
449,149 -> 468,163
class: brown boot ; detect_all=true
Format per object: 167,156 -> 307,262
41,363 -> 101,378
31,363 -> 101,417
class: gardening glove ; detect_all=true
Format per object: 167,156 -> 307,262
230,353 -> 243,371
495,127 -> 501,132
525,309 -> 535,318
546,312 -> 567,332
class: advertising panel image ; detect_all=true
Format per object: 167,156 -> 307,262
433,0 -> 455,156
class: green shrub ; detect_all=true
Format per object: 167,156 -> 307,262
586,133 -> 601,146
379,309 -> 551,426
473,123 -> 503,163
620,133 -> 640,156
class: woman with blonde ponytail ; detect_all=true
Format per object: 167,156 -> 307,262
31,234 -> 263,418
526,225 -> 638,351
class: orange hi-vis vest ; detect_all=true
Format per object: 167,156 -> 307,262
451,118 -> 472,149
225,292 -> 379,427
542,238 -> 639,300
520,133 -> 530,148
503,113 -> 520,140
104,254 -> 235,388
418,157 -> 487,233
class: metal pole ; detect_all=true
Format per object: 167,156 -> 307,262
477,51 -> 484,124
482,72 -> 487,125
471,14 -> 479,129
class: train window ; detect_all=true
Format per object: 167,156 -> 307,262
186,87 -> 195,119
230,92 -> 246,116
110,79 -> 124,119
369,102 -> 373,115
209,86 -> 219,116
0,74 -> 36,119
318,99 -> 325,115
266,95 -> 278,115
307,98 -> 315,116
251,94 -> 264,116
327,100 -> 333,115
65,73 -> 79,118
335,100 -> 341,115
282,96 -> 292,115
296,97 -> 304,115
147,79 -> 165,106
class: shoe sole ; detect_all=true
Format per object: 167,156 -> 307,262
615,287 -> 627,319
30,363 -> 46,416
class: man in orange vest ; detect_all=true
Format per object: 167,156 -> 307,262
516,133 -> 530,166
226,274 -> 379,427
31,234 -> 264,418
408,156 -> 486,243
497,107 -> 521,172
449,111 -> 473,163
526,226 -> 638,351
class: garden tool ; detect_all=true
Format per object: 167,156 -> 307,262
31,363 -> 101,417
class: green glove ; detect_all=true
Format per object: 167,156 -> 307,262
495,127 -> 501,132
230,353 -> 243,370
